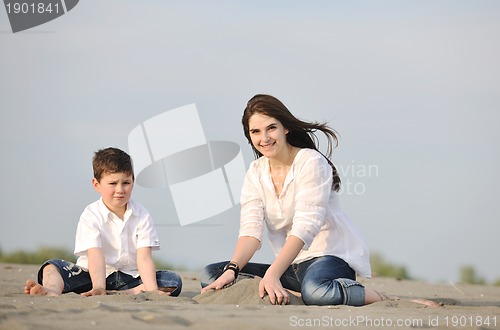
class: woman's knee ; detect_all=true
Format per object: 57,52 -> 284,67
301,278 -> 365,306
200,261 -> 227,288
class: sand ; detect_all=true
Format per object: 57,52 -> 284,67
1,263 -> 499,330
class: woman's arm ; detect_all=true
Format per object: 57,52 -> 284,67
201,236 -> 260,292
230,235 -> 262,269
137,247 -> 160,292
81,247 -> 107,296
259,235 -> 304,305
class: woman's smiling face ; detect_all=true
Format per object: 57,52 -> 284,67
248,113 -> 289,159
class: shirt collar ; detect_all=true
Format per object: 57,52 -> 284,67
97,198 -> 137,222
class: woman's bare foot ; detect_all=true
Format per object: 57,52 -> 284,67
365,288 -> 397,304
24,279 -> 60,296
410,298 -> 442,307
365,286 -> 440,307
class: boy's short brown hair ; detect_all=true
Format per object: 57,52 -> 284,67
92,147 -> 134,182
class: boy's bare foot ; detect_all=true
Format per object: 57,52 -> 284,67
158,287 -> 176,295
116,286 -> 176,295
24,279 -> 60,296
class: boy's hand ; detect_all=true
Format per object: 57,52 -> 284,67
81,288 -> 107,297
153,289 -> 172,296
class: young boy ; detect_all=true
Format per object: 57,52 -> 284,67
25,147 -> 182,297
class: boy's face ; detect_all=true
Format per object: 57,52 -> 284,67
92,172 -> 134,217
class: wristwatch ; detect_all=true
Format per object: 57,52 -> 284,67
222,261 -> 240,278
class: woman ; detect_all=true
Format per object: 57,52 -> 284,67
201,94 -> 391,306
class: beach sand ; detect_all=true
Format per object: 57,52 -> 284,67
1,263 -> 499,330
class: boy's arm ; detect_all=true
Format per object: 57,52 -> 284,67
137,247 -> 159,292
81,247 -> 107,296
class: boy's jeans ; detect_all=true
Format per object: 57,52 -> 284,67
39,259 -> 182,296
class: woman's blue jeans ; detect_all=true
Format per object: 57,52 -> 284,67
201,255 -> 365,306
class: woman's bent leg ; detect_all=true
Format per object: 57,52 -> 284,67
299,256 -> 365,306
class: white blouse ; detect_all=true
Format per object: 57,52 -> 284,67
238,148 -> 371,277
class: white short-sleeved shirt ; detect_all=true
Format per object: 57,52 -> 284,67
74,198 -> 160,277
238,148 -> 371,278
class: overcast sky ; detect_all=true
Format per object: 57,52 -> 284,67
1,1 -> 499,283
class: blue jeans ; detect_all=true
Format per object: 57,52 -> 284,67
201,255 -> 365,306
39,259 -> 182,296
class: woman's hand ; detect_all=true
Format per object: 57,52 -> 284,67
256,235 -> 303,305
259,273 -> 289,305
201,270 -> 235,293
